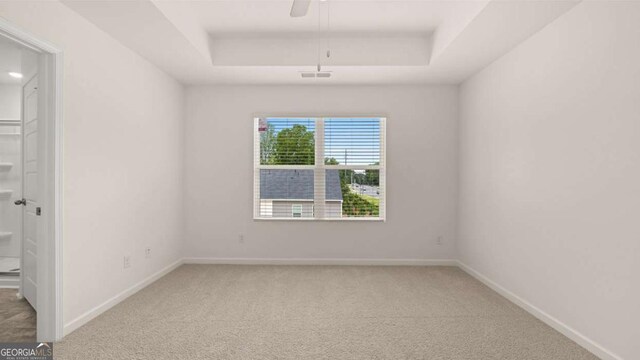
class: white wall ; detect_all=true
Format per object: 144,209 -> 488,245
0,85 -> 21,120
185,85 -> 457,261
0,1 -> 185,329
458,2 -> 640,359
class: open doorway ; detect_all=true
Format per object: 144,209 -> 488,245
0,20 -> 62,342
0,35 -> 38,341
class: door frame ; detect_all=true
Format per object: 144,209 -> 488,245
0,19 -> 63,341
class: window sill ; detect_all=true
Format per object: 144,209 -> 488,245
253,217 -> 385,222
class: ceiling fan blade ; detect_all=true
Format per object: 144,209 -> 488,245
290,0 -> 311,17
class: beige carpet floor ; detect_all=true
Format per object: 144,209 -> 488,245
57,265 -> 598,359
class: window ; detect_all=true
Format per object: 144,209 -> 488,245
291,204 -> 303,218
254,117 -> 386,220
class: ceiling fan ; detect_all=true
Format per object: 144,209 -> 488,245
290,0 -> 312,17
290,0 -> 332,78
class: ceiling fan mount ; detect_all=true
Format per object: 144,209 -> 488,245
291,0 -> 332,78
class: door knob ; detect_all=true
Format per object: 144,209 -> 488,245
14,198 -> 26,206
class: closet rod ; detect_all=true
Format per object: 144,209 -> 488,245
0,120 -> 21,126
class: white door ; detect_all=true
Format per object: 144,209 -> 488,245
21,75 -> 39,309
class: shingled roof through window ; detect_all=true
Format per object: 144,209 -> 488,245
260,169 -> 343,201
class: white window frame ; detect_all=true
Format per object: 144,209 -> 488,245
253,116 -> 386,221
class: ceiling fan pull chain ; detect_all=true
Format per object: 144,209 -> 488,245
326,0 -> 331,59
317,0 -> 321,71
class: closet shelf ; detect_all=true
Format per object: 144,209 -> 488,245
0,163 -> 13,171
0,190 -> 13,200
0,232 -> 12,241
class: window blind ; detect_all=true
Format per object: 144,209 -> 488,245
254,117 -> 385,220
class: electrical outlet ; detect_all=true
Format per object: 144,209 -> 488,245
123,255 -> 131,269
436,236 -> 443,246
239,234 -> 245,244
145,247 -> 152,259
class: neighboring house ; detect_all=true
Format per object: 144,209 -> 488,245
260,169 -> 343,218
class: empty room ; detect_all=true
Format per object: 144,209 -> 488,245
0,0 -> 637,359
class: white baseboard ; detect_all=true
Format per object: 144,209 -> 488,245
456,261 -> 622,360
63,259 -> 183,336
183,257 -> 458,266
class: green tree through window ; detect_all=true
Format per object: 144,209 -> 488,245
262,124 -> 314,165
326,157 -> 379,217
